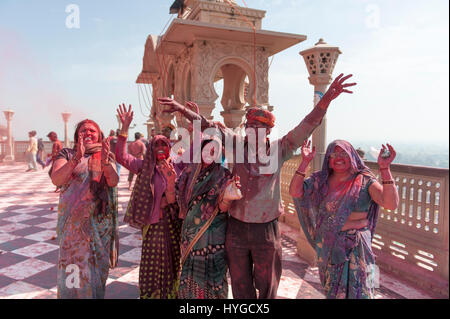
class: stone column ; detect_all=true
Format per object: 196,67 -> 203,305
300,39 -> 341,172
3,109 -> 15,162
310,80 -> 329,172
220,64 -> 247,129
61,112 -> 72,148
221,109 -> 246,128
150,74 -> 173,133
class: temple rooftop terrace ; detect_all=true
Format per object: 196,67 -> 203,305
0,162 -> 446,299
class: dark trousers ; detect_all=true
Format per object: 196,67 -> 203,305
36,151 -> 45,168
225,216 -> 282,299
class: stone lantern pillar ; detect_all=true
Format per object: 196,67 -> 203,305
300,39 -> 341,172
296,39 -> 341,266
61,112 -> 72,148
3,109 -> 15,162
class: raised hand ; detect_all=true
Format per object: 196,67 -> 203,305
213,121 -> 227,130
378,143 -> 396,169
117,103 -> 134,132
301,140 -> 316,164
75,132 -> 85,161
186,101 -> 199,114
158,159 -> 176,185
102,137 -> 112,165
158,97 -> 184,114
324,73 -> 357,102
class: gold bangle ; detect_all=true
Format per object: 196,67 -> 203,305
119,132 -> 128,138
382,180 -> 394,185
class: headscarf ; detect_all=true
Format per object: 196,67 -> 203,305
176,137 -> 231,220
293,140 -> 379,265
124,135 -> 175,229
71,119 -> 116,221
245,107 -> 275,128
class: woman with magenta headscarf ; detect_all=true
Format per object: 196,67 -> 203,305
115,104 -> 184,299
289,140 -> 398,298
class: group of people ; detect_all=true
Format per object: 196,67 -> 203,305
25,130 -> 63,173
50,73 -> 399,299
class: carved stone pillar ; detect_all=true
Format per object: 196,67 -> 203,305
61,112 -> 72,148
254,47 -> 270,107
192,40 -> 218,121
219,63 -> 247,128
151,74 -> 175,133
310,82 -> 328,172
220,109 -> 246,129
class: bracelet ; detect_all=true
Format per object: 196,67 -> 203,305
295,171 -> 306,177
382,180 -> 394,185
119,132 -> 128,138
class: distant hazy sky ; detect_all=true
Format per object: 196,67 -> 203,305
0,0 -> 448,146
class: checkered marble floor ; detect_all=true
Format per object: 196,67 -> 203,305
0,163 -> 434,299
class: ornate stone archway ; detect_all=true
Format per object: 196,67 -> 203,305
137,0 -> 307,131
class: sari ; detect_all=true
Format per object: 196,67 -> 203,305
176,161 -> 232,299
293,140 -> 379,299
56,145 -> 119,299
123,135 -> 183,299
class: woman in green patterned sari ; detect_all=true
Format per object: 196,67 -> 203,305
176,138 -> 242,299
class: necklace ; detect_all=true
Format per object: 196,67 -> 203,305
324,176 -> 355,213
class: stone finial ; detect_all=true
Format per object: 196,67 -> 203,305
315,38 -> 327,46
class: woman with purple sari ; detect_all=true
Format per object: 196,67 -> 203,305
116,104 -> 184,299
51,119 -> 119,299
290,140 -> 398,298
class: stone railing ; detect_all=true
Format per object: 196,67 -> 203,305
0,140 -> 126,163
280,155 -> 449,297
0,141 -> 63,162
12,141 -> 54,162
